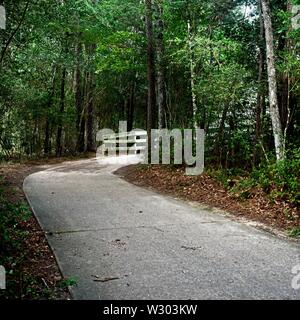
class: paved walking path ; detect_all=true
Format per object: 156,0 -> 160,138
23,158 -> 300,299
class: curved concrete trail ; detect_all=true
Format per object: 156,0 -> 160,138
23,158 -> 300,300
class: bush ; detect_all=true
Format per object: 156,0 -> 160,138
253,149 -> 300,204
208,148 -> 300,206
233,148 -> 300,205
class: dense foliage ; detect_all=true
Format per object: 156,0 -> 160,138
0,0 -> 299,183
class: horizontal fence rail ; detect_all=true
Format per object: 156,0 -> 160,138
101,130 -> 147,155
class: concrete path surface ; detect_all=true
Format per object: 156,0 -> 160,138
23,158 -> 300,300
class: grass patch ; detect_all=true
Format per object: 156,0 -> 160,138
288,227 -> 300,238
59,277 -> 78,289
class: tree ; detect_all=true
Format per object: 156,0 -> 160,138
0,0 -> 299,168
261,0 -> 285,161
155,0 -> 167,129
187,8 -> 198,130
145,0 -> 157,150
253,1 -> 265,165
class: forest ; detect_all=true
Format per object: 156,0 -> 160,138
0,0 -> 298,157
1,0 -> 299,203
0,0 -> 299,193
0,0 -> 300,300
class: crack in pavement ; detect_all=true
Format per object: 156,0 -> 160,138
46,220 -> 222,235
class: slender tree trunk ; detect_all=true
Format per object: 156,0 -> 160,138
86,44 -> 96,152
127,81 -> 135,131
277,1 -> 292,138
75,43 -> 85,153
253,3 -> 265,165
44,69 -> 56,156
86,0 -> 97,152
261,0 -> 285,160
44,118 -> 50,155
215,104 -> 230,166
56,66 -> 66,157
145,0 -> 157,143
187,20 -> 197,130
156,0 -> 167,129
282,1 -> 292,148
0,1 -> 29,66
86,72 -> 95,152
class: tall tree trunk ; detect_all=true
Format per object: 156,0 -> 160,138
44,68 -> 56,156
44,118 -> 50,156
86,58 -> 96,152
156,0 -> 167,129
127,80 -> 135,131
86,0 -> 97,152
281,1 -> 292,148
214,104 -> 230,167
75,43 -> 85,153
145,0 -> 157,144
277,1 -> 292,138
260,0 -> 285,160
56,66 -> 66,157
187,19 -> 197,130
253,2 -> 265,165
86,42 -> 96,152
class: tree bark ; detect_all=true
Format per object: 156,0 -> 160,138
145,0 -> 157,142
75,43 -> 85,153
86,74 -> 95,152
127,80 -> 135,131
281,1 -> 293,147
253,2 -> 265,165
44,118 -> 50,155
56,66 -> 66,157
261,0 -> 285,160
155,0 -> 167,129
86,0 -> 97,152
187,19 -> 197,130
86,44 -> 96,152
214,104 -> 230,166
44,67 -> 57,156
